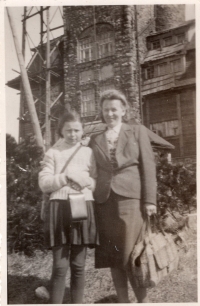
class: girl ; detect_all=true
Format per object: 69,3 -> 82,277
39,111 -> 98,304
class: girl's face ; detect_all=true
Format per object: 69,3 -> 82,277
61,121 -> 83,145
102,99 -> 126,128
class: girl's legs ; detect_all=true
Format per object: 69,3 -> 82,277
111,268 -> 129,303
50,245 -> 70,304
50,245 -> 87,304
70,245 -> 87,304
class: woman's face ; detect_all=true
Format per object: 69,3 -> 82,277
102,99 -> 126,128
61,121 -> 83,145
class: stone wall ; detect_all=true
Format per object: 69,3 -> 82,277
155,5 -> 185,32
63,5 -> 155,121
63,5 -> 187,122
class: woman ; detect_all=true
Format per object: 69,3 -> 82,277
90,89 -> 157,303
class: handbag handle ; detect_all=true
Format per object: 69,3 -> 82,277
145,214 -> 166,236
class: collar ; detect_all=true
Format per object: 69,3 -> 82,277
107,122 -> 122,135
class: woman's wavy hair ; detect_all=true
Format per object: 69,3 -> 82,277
57,110 -> 83,138
99,89 -> 130,123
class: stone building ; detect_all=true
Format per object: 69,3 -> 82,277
7,5 -> 189,155
62,5 -> 185,124
141,19 -> 196,160
62,5 -> 157,123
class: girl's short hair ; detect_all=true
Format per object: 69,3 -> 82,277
57,111 -> 83,138
99,89 -> 130,123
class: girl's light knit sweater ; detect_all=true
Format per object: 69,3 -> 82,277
38,142 -> 97,201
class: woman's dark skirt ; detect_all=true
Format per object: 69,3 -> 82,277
44,199 -> 99,248
95,191 -> 144,269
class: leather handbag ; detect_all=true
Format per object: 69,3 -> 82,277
68,193 -> 88,221
130,215 -> 179,288
40,145 -> 83,221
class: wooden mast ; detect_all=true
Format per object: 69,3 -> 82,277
19,7 -> 27,143
45,7 -> 51,150
7,7 -> 44,150
134,5 -> 143,123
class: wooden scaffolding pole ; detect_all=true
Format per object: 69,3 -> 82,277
134,5 -> 143,123
19,7 -> 27,143
38,6 -> 44,123
45,7 -> 51,150
7,7 -> 44,150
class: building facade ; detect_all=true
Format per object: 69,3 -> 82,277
62,5 -> 157,123
141,19 -> 195,159
7,5 -> 192,157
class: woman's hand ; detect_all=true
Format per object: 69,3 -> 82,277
144,203 -> 157,216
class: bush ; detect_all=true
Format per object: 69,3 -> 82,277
7,202 -> 45,256
156,154 -> 196,216
7,134 -> 44,256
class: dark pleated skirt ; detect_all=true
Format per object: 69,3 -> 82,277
44,199 -> 99,248
95,191 -> 144,269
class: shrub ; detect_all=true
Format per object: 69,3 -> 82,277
156,154 -> 196,216
7,134 -> 44,256
7,202 -> 45,256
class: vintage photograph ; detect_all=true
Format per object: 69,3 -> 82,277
5,3 -> 197,304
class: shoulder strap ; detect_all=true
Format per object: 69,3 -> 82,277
60,145 -> 82,174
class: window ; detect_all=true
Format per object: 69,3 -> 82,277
150,120 -> 179,137
79,38 -> 94,63
171,59 -> 182,73
176,33 -> 185,43
81,89 -> 96,117
163,36 -> 173,47
97,32 -> 114,58
152,40 -> 160,50
158,62 -> 169,76
78,24 -> 115,63
146,66 -> 154,79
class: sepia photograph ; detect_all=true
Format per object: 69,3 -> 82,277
3,2 -> 197,304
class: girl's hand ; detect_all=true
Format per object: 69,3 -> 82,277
144,203 -> 157,216
70,180 -> 82,192
67,172 -> 91,190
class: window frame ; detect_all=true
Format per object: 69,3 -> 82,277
81,89 -> 96,117
163,36 -> 173,47
170,58 -> 182,73
176,33 -> 185,44
151,40 -> 161,50
78,37 -> 94,63
158,62 -> 169,76
150,120 -> 179,137
146,66 -> 155,79
78,25 -> 115,63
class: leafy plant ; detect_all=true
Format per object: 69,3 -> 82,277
7,134 -> 44,256
156,153 -> 196,216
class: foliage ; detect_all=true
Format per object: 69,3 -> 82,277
156,153 -> 196,216
7,134 -> 44,256
7,202 -> 45,256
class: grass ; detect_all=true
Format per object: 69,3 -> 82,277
7,219 -> 197,304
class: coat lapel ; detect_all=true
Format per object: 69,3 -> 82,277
94,131 -> 110,161
115,123 -> 132,156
